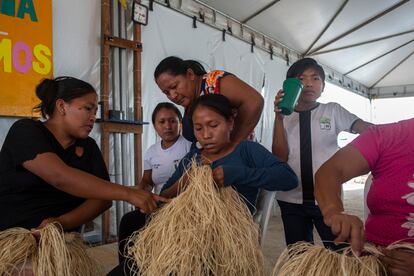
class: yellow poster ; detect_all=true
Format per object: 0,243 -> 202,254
0,0 -> 53,117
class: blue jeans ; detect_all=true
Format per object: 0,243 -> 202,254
277,200 -> 338,249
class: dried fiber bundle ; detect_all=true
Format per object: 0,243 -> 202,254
0,223 -> 102,276
0,227 -> 37,275
386,242 -> 414,251
32,223 -> 71,276
126,161 -> 264,276
64,232 -> 103,276
272,242 -> 414,276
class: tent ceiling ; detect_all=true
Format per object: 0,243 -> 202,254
197,0 -> 414,95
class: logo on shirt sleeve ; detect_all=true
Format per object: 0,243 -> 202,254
320,117 -> 331,130
401,179 -> 414,237
173,159 -> 180,169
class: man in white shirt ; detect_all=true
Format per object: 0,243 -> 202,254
272,58 -> 371,248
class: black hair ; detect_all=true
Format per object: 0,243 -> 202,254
154,56 -> 207,80
286,58 -> 325,83
188,94 -> 233,126
151,102 -> 183,124
33,76 -> 96,119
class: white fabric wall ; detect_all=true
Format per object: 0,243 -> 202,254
52,0 -> 103,144
258,56 -> 288,149
52,0 -> 101,88
0,119 -> 18,146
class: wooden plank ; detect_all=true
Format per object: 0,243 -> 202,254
101,130 -> 110,244
134,24 -> 143,185
100,0 -> 111,244
99,0 -> 144,244
101,0 -> 111,121
104,35 -> 142,51
102,122 -> 143,134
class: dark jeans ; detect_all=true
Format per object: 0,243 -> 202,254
107,210 -> 147,276
107,260 -> 136,276
277,200 -> 338,249
117,210 -> 147,263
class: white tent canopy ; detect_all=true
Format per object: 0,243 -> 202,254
175,0 -> 414,98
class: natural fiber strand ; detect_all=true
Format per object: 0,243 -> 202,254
0,228 -> 36,275
272,241 -> 414,276
32,223 -> 72,276
126,161 -> 264,276
0,223 -> 102,276
64,232 -> 103,276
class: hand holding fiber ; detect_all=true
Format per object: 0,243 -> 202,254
38,217 -> 63,230
127,188 -> 160,214
325,211 -> 365,256
151,193 -> 170,206
212,166 -> 225,187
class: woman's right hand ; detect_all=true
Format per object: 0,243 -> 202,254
126,187 -> 169,214
274,89 -> 284,115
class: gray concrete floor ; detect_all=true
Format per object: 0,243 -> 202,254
88,182 -> 365,275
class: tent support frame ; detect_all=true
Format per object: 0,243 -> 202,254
344,39 -> 414,75
311,29 -> 414,56
304,0 -> 349,56
240,0 -> 281,24
307,0 -> 410,55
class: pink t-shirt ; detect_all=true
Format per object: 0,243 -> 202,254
350,118 -> 414,246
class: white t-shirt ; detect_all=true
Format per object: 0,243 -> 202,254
276,102 -> 359,204
144,135 -> 192,194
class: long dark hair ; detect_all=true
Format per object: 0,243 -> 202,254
151,102 -> 183,124
33,76 -> 96,118
154,56 -> 207,80
188,94 -> 233,127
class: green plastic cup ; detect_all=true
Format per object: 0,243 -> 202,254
278,78 -> 304,115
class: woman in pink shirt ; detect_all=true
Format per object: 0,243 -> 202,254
315,118 -> 414,276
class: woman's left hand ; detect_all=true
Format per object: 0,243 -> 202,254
31,217 -> 63,242
212,166 -> 225,187
323,210 -> 364,255
379,248 -> 414,276
37,217 -> 64,229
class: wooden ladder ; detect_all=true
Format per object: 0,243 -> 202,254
100,0 -> 144,243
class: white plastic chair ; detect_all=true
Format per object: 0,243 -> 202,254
363,174 -> 373,221
253,189 -> 277,246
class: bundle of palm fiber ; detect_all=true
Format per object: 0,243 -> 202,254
63,232 -> 102,276
0,223 -> 102,276
0,227 -> 37,275
272,241 -> 414,276
125,161 -> 264,276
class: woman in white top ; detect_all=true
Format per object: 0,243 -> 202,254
117,103 -> 191,263
138,102 -> 191,194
